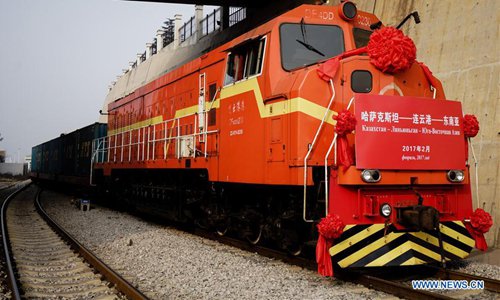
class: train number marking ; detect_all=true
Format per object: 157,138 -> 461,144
229,129 -> 244,136
356,15 -> 370,27
305,9 -> 335,20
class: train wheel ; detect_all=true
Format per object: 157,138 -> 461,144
213,203 -> 230,236
194,219 -> 209,230
215,215 -> 230,236
280,225 -> 303,256
245,224 -> 263,245
286,243 -> 303,256
215,222 -> 229,236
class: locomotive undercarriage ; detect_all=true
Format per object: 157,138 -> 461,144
105,169 -> 319,255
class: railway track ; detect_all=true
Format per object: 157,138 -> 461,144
355,265 -> 500,300
196,229 -> 500,300
432,266 -> 500,293
1,184 -> 148,300
0,180 -> 29,298
8,186 -> 497,300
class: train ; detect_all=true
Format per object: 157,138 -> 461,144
31,123 -> 107,186
32,2 -> 492,276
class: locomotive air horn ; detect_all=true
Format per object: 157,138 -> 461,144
99,110 -> 115,116
396,11 -> 421,29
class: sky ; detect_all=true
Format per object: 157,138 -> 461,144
0,0 -> 204,162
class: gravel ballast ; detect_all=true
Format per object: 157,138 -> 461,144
458,261 -> 500,281
42,191 -> 391,300
41,190 -> 500,299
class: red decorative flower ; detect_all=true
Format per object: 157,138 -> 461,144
470,208 -> 493,234
334,110 -> 357,136
463,114 -> 480,138
317,214 -> 345,240
367,27 -> 416,73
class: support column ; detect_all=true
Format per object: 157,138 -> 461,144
173,14 -> 182,48
156,29 -> 164,51
221,6 -> 229,30
146,43 -> 152,59
136,53 -> 142,66
195,5 -> 203,40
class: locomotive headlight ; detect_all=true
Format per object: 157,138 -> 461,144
447,170 -> 465,183
339,1 -> 357,21
380,203 -> 392,218
361,169 -> 381,183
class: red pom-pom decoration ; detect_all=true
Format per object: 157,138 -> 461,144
367,27 -> 416,73
334,110 -> 357,136
316,214 -> 345,276
465,208 -> 493,251
463,114 -> 480,138
470,208 -> 493,234
317,214 -> 345,240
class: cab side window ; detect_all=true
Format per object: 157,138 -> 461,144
224,37 -> 266,86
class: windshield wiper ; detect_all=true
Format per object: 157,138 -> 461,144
296,17 -> 325,57
296,39 -> 325,57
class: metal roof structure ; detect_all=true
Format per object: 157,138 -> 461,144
125,0 -> 283,7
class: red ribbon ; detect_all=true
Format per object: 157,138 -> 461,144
334,110 -> 357,170
317,47 -> 367,81
337,137 -> 354,171
418,61 -> 440,90
316,214 -> 345,277
465,223 -> 488,251
316,235 -> 334,276
465,208 -> 493,251
317,56 -> 341,82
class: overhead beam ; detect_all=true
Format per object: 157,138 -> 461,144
124,0 -> 320,31
123,0 -> 322,8
124,0 -> 260,7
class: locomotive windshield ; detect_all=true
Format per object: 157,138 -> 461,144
280,23 -> 344,71
353,28 -> 372,48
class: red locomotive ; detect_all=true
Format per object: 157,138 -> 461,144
85,2 -> 491,273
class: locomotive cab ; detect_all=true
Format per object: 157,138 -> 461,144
282,4 -> 476,269
257,3 -> 477,268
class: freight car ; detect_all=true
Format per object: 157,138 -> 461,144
31,123 -> 107,186
36,1 -> 491,275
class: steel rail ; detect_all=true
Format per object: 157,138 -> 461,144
431,266 -> 500,293
1,181 -> 30,300
352,274 -> 453,300
358,265 -> 500,299
35,190 -> 149,300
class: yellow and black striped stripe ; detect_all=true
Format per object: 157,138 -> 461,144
329,221 -> 475,268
